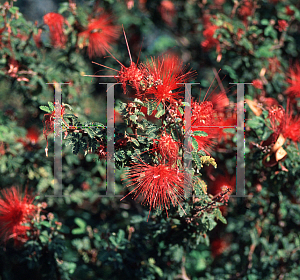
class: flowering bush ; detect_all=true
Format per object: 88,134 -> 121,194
0,0 -> 300,279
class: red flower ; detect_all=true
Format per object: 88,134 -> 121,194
268,103 -> 300,145
78,14 -> 119,58
116,61 -> 144,94
201,25 -> 220,52
95,144 -> 107,160
0,187 -> 36,246
42,103 -> 65,156
209,173 -> 235,202
43,12 -> 66,48
121,159 -> 188,216
209,91 -> 230,112
238,0 -> 254,24
154,134 -> 179,163
285,63 -> 300,99
277,20 -> 288,32
159,1 -> 176,27
26,127 -> 40,145
190,101 -> 219,154
286,6 -> 295,16
211,238 -> 229,258
142,55 -> 195,106
252,79 -> 264,89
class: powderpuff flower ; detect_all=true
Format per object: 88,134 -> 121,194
201,25 -> 220,52
121,158 -> 189,217
43,12 -> 66,48
252,79 -> 264,89
267,103 -> 300,145
116,62 -> 145,94
277,20 -> 288,32
154,134 -> 179,163
285,63 -> 300,99
238,0 -> 254,24
78,14 -> 119,58
209,173 -> 235,202
0,187 -> 36,246
209,91 -> 230,112
190,101 -> 220,154
141,55 -> 195,106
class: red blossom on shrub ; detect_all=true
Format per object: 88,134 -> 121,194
286,6 -> 295,16
43,12 -> 67,48
158,0 -> 176,27
78,14 -> 119,58
277,20 -> 288,32
142,55 -> 195,106
238,0 -> 254,25
201,25 -> 220,52
190,100 -> 219,154
95,144 -> 107,160
42,103 -> 65,156
0,187 -> 36,246
285,63 -> 300,99
154,134 -> 179,163
211,238 -> 229,258
252,79 -> 263,89
121,158 -> 188,217
116,61 -> 144,94
267,103 -> 300,145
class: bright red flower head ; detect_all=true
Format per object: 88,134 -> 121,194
285,63 -> 300,99
0,187 -> 36,246
201,25 -> 220,52
78,14 -> 119,58
43,12 -> 66,48
155,134 -> 179,162
190,100 -> 219,154
121,158 -> 189,217
267,102 -> 300,145
116,62 -> 144,94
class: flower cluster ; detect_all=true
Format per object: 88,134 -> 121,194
0,187 -> 36,246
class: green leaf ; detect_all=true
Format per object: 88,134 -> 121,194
256,46 -> 273,58
181,102 -> 190,107
133,98 -> 144,106
130,138 -> 140,147
40,106 -> 51,113
146,101 -> 156,116
193,131 -> 208,137
9,7 -> 19,13
48,102 -> 55,111
72,218 -> 86,235
192,137 -> 198,151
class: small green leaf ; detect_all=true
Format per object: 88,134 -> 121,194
192,137 -> 198,151
133,98 -> 144,106
40,106 -> 51,113
48,102 -> 55,111
193,131 -> 208,137
155,108 -> 165,118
